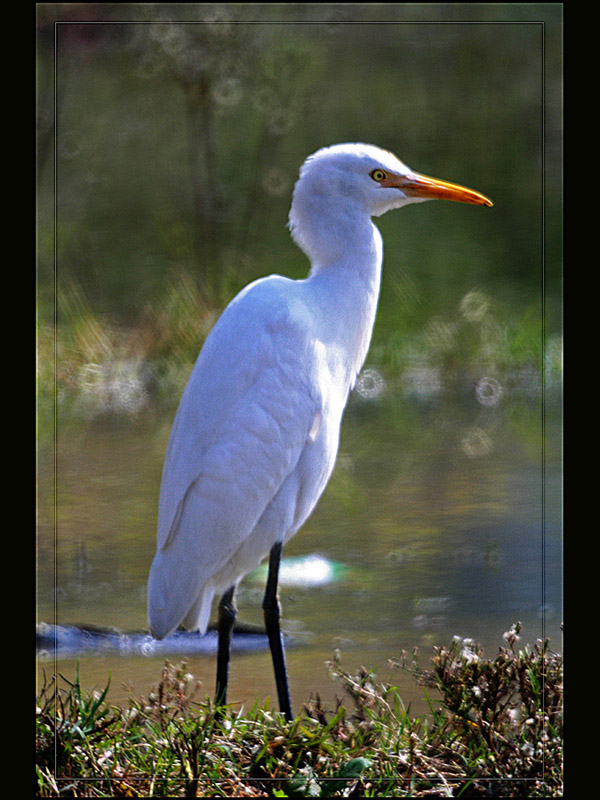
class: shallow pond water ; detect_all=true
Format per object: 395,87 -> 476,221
37,378 -> 561,715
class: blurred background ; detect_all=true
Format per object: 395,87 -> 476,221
36,4 -> 562,712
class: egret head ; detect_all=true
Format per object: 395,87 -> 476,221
288,143 -> 492,268
296,142 -> 492,216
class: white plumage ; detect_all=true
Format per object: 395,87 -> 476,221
147,143 -> 491,716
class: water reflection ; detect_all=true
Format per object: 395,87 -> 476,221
36,623 -> 271,658
248,554 -> 347,589
37,384 -> 561,710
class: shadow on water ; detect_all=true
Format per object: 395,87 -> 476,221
36,622 -> 271,657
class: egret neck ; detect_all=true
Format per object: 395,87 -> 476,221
301,214 -> 384,396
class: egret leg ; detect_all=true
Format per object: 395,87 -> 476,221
215,585 -> 237,710
263,542 -> 293,721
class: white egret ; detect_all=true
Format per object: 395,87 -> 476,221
148,143 -> 492,720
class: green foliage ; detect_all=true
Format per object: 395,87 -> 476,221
37,6 -> 562,439
36,627 -> 562,797
37,5 -> 561,324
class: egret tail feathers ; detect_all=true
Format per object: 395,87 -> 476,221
147,548 -> 215,639
183,585 -> 215,635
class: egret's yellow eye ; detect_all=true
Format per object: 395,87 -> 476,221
371,169 -> 387,182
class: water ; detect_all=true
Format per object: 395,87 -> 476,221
36,383 -> 562,715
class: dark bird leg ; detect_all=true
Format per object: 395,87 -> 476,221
215,585 -> 237,711
263,542 -> 293,721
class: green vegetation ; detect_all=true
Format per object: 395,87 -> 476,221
37,268 -> 561,425
36,6 -> 563,440
36,626 -> 562,796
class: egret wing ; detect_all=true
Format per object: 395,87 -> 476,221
148,277 -> 322,637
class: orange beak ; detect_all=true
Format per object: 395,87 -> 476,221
382,171 -> 493,207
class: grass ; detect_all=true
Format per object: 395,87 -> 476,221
36,624 -> 562,797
